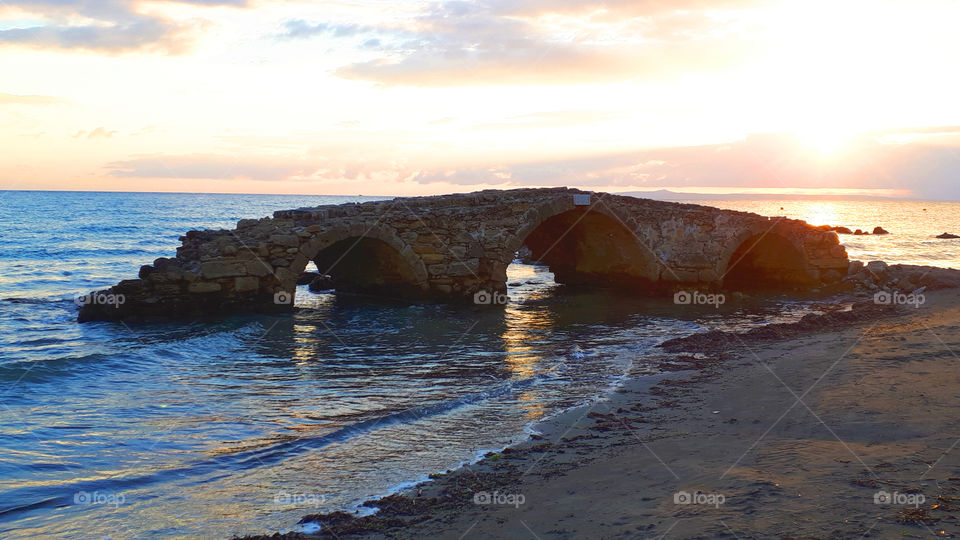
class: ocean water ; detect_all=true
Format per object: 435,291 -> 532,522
695,199 -> 960,269
0,191 -> 956,539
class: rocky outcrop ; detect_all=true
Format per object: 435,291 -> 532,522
937,232 -> 959,239
841,260 -> 960,295
816,225 -> 889,235
307,274 -> 334,292
77,187 -> 850,322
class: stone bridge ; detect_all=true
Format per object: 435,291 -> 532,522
78,188 -> 849,321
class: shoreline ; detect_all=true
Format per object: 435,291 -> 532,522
236,265 -> 960,539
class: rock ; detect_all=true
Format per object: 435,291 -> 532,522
833,226 -> 853,234
516,246 -> 535,263
866,261 -> 888,274
297,271 -> 320,285
270,234 -> 300,248
308,274 -> 335,292
847,260 -> 864,275
821,269 -> 842,283
853,229 -> 865,235
221,244 -> 238,256
201,260 -> 246,279
234,276 -> 259,292
872,226 -> 889,235
936,232 -> 959,239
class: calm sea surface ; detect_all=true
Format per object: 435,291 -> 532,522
0,191 -> 957,538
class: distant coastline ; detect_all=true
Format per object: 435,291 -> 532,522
2,188 -> 957,202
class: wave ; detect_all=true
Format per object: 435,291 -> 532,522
1,297 -> 72,305
0,375 -> 539,519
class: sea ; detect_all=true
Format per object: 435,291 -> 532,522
0,191 -> 957,538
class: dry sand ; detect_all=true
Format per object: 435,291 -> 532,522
244,286 -> 960,539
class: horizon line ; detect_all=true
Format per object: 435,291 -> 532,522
0,187 -> 955,202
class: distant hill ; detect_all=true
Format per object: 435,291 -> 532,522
616,189 -> 912,202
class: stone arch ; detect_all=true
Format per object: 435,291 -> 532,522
498,199 -> 661,289
288,226 -> 429,300
721,227 -> 813,289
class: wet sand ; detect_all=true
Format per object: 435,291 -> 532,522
243,283 -> 960,539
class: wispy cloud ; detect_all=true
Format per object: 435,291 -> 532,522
107,154 -> 316,181
75,126 -> 118,140
0,0 -> 250,52
0,91 -> 60,105
279,20 -> 373,39
285,0 -> 759,86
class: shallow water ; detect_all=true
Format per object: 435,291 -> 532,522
0,192 -> 955,538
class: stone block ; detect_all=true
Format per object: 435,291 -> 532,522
234,276 -> 259,292
421,253 -> 445,264
270,234 -> 300,248
201,259 -> 246,279
245,260 -> 273,277
698,269 -> 720,282
188,281 -> 222,293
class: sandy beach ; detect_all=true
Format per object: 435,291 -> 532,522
241,278 -> 960,539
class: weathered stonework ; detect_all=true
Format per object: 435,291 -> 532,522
77,188 -> 849,321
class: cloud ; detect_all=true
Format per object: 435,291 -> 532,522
107,154 -> 316,181
486,0 -> 760,17
279,20 -> 372,39
101,132 -> 960,200
0,0 -> 250,52
290,0 -> 759,86
408,133 -> 960,200
471,110 -> 622,130
0,91 -> 60,105
82,126 -> 118,140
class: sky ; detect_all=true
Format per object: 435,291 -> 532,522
1,0 -> 959,199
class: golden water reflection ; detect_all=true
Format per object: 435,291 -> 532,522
795,202 -> 839,227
